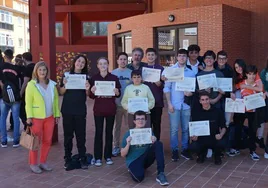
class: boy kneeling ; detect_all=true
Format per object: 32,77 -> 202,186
121,110 -> 169,186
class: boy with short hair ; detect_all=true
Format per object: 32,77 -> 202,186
121,110 -> 169,186
121,70 -> 155,128
143,48 -> 164,140
111,52 -> 132,156
163,49 -> 196,161
187,44 -> 204,74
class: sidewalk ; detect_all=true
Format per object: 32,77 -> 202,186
0,99 -> 267,188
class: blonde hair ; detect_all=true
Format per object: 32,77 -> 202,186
32,61 -> 49,84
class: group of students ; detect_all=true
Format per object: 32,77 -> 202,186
1,44 -> 268,186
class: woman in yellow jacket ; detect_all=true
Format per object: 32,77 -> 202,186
25,61 -> 60,174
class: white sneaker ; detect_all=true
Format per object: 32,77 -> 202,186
106,158 -> 114,165
206,149 -> 213,158
264,152 -> 268,159
94,159 -> 102,167
250,152 -> 260,161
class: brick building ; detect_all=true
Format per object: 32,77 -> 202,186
108,0 -> 268,71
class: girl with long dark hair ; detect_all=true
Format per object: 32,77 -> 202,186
59,54 -> 90,170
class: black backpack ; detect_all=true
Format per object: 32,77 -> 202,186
2,81 -> 21,103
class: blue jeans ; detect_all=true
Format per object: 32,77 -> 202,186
168,108 -> 191,151
0,100 -> 21,143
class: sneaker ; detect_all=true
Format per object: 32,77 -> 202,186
264,152 -> 268,159
227,149 -> 240,157
181,149 -> 192,160
106,158 -> 114,165
256,137 -> 265,149
30,165 -> 43,174
206,149 -> 213,158
171,150 -> 179,162
112,147 -> 120,157
13,141 -> 20,148
94,159 -> 102,167
250,152 -> 260,161
80,157 -> 88,169
39,163 -> 53,171
1,142 -> 7,148
91,158 -> 95,165
156,172 -> 169,186
214,156 -> 222,165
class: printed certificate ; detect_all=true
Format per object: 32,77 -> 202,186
244,92 -> 265,111
94,81 -> 115,96
128,98 -> 148,114
130,128 -> 152,145
142,67 -> 161,82
225,98 -> 245,113
163,67 -> 184,82
197,73 -> 217,90
65,74 -> 86,89
189,121 -> 210,137
175,77 -> 196,92
214,78 -> 233,92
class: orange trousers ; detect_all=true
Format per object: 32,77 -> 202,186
29,116 -> 55,165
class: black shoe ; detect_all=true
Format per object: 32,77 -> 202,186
196,155 -> 205,164
256,137 -> 265,149
80,156 -> 88,169
64,158 -> 72,169
214,156 -> 222,165
172,150 -> 179,162
181,149 -> 192,160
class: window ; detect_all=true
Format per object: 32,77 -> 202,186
114,32 -> 132,65
18,17 -> 23,26
55,22 -> 63,37
18,38 -> 23,47
156,25 -> 198,67
83,22 -> 111,36
0,11 -> 13,25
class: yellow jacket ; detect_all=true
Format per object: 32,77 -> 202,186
25,79 -> 60,119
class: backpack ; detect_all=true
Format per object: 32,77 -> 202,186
2,81 -> 21,103
65,153 -> 93,171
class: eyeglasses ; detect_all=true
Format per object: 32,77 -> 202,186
135,118 -> 146,121
218,57 -> 227,61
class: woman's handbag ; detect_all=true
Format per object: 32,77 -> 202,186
20,127 -> 39,151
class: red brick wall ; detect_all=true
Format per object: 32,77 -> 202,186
108,4 -> 251,70
152,0 -> 268,69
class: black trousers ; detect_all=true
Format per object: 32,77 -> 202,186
233,112 -> 256,152
189,136 -> 227,158
150,107 -> 163,141
128,141 -> 165,183
10,99 -> 27,130
94,115 -> 115,160
62,114 -> 87,159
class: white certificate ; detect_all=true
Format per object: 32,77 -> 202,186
175,77 -> 196,92
225,98 -> 245,113
189,121 -> 210,137
94,81 -> 115,96
163,67 -> 184,82
65,74 -> 86,89
142,67 -> 161,82
213,78 -> 233,92
128,98 -> 148,114
197,73 -> 217,90
130,128 -> 152,145
244,92 -> 265,111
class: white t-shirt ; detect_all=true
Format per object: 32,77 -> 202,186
38,84 -> 53,118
